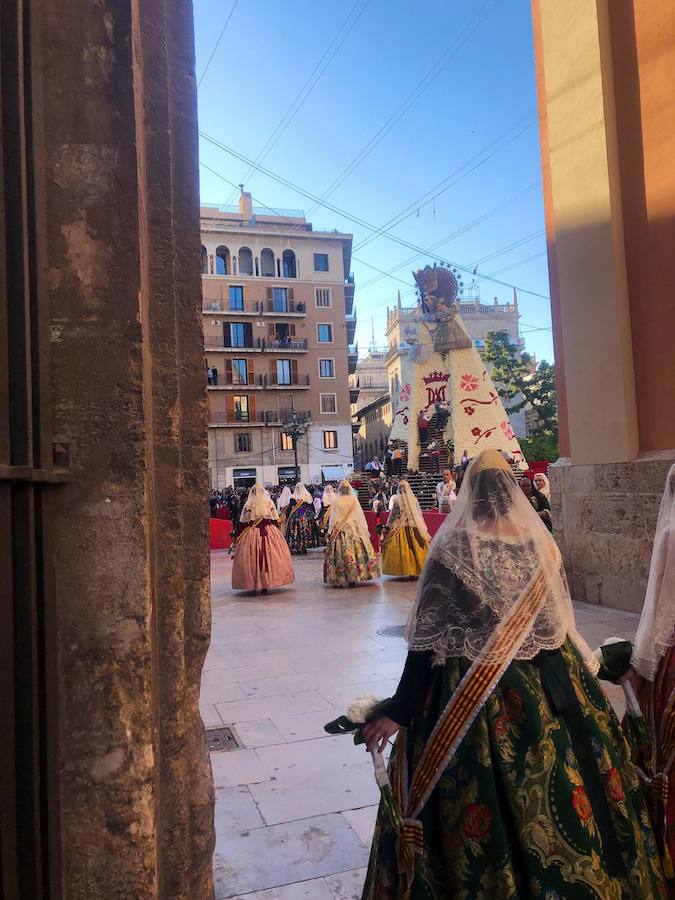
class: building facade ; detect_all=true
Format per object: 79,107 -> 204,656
203,193 -> 357,488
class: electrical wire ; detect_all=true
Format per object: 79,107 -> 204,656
470,229 -> 545,268
198,140 -> 551,301
352,115 -> 535,252
356,181 -> 541,290
221,0 -> 371,208
197,0 -> 239,88
302,0 -> 503,220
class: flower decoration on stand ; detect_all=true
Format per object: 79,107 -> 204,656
325,695 -> 403,831
408,343 -> 431,365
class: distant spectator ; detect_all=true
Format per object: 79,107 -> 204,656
211,365 -> 219,385
417,410 -> 430,445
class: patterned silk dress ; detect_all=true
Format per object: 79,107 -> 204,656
362,562 -> 666,900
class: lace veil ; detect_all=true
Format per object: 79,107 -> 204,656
392,480 -> 431,541
322,484 -> 336,507
632,464 -> 675,680
406,450 -> 597,669
292,483 -> 313,505
328,480 -> 372,545
241,484 -> 277,522
276,486 -> 292,511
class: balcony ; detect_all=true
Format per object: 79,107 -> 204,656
202,299 -> 308,317
261,337 -> 308,352
208,373 -> 310,390
210,409 -> 311,427
261,299 -> 306,316
346,310 -> 357,344
347,343 -> 358,376
205,337 -> 309,353
345,274 -> 355,316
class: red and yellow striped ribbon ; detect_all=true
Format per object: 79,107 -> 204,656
393,568 -> 548,889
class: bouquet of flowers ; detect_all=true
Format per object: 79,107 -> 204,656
325,695 -> 403,831
594,637 -> 650,755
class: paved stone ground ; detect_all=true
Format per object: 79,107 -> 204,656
204,549 -> 642,899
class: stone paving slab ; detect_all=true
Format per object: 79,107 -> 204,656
208,550 -> 638,897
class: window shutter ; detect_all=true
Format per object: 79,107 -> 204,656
266,287 -> 273,299
243,286 -> 251,307
225,394 -> 234,419
291,360 -> 298,382
290,324 -> 296,337
268,322 -> 275,336
244,323 -> 253,346
223,323 -> 231,347
225,359 -> 233,382
288,288 -> 294,301
249,395 -> 256,420
247,358 -> 255,383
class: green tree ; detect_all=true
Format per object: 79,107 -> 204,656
483,330 -> 531,414
527,360 -> 558,436
483,330 -> 558,440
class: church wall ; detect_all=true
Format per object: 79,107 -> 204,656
30,0 -> 215,894
532,0 -> 675,610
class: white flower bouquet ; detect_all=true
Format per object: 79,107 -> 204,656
325,694 -> 403,830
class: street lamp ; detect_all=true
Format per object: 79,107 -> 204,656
281,411 -> 310,483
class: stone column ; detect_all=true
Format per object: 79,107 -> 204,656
38,0 -> 214,895
532,0 -> 675,610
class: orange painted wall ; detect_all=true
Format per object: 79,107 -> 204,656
530,0 -> 570,457
608,2 -> 675,451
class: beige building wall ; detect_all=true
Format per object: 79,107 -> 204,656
203,197 -> 356,487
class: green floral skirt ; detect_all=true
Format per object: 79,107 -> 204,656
362,641 -> 665,899
323,525 -> 379,587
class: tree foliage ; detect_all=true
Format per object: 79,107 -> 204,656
483,330 -> 558,440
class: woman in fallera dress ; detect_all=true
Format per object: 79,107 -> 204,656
380,480 -> 430,578
360,450 -> 664,899
231,484 -> 294,593
324,480 -> 379,588
318,483 -> 336,535
622,463 -> 675,884
284,482 -> 320,555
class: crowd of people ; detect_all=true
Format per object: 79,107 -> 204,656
212,453 -> 675,895
220,476 -> 434,594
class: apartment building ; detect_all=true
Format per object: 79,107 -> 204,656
203,192 -> 357,488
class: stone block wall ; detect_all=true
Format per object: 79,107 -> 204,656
550,454 -> 675,611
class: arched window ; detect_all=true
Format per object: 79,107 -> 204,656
201,245 -> 208,275
238,246 -> 253,276
282,249 -> 297,279
215,245 -> 230,275
260,248 -> 275,277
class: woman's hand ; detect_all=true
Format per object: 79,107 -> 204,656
361,715 -> 399,753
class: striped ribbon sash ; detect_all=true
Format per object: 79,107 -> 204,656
325,500 -> 356,546
393,567 -> 549,891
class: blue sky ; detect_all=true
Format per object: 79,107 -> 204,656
194,0 -> 554,362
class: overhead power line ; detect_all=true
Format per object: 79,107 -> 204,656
198,134 -> 551,301
197,0 -> 240,88
222,0 -> 371,207
356,181 -> 541,290
352,114 -> 535,252
303,0 -> 503,219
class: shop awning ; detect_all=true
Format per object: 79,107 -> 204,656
321,465 -> 346,482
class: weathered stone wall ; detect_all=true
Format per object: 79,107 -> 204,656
550,454 -> 675,611
38,0 -> 214,896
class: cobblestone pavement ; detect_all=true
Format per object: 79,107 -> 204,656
204,549 -> 641,899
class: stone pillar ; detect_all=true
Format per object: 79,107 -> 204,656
37,0 -> 214,895
533,0 -> 675,610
